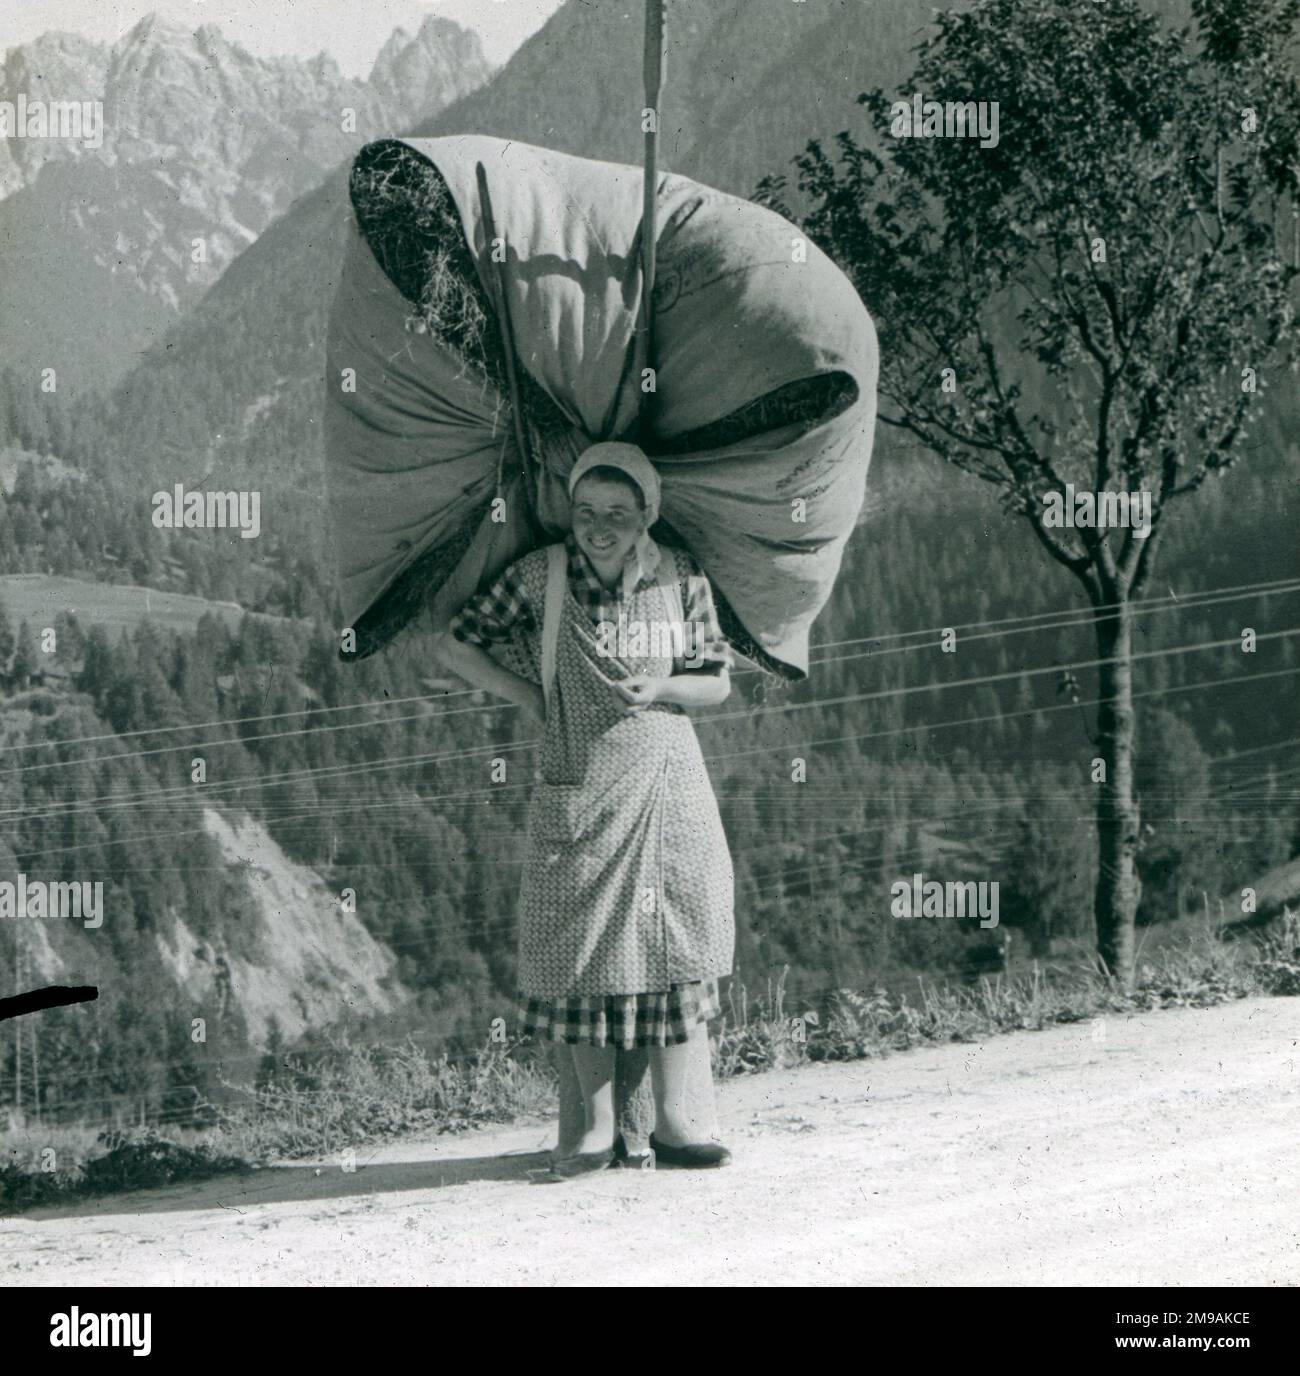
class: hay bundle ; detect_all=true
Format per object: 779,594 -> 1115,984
326,136 -> 877,677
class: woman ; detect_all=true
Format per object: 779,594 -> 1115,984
434,442 -> 736,1177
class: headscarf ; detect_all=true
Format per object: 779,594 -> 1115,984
566,442 -> 663,600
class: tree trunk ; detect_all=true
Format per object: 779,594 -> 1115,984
1093,598 -> 1142,985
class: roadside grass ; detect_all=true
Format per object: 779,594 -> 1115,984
214,1037 -> 557,1163
0,1124 -> 251,1213
3,908 -> 1296,1213
722,908 -> 1300,1072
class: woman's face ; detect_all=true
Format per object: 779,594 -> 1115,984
571,476 -> 646,568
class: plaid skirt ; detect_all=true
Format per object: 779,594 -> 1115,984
517,978 -> 720,1048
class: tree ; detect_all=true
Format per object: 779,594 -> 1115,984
75,625 -> 117,703
0,595 -> 14,674
10,620 -> 39,690
762,0 -> 1300,984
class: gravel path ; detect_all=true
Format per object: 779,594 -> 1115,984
5,997 -> 1298,1286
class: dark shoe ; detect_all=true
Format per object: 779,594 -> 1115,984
531,1146 -> 615,1183
612,1134 -> 655,1170
649,1134 -> 732,1169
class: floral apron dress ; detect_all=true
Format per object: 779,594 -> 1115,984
516,549 -> 735,1047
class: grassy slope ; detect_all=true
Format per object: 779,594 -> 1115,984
0,574 -> 288,639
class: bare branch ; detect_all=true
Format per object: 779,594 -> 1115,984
1024,505 -> 1094,579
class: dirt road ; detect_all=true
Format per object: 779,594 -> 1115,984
5,997 -> 1298,1286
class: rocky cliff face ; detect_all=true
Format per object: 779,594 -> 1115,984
156,809 -> 408,1051
368,16 -> 490,126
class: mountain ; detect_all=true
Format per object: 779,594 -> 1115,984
383,0 -> 943,198
160,809 -> 409,1050
368,17 -> 487,122
0,12 -> 493,396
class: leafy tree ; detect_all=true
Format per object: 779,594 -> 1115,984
762,0 -> 1300,983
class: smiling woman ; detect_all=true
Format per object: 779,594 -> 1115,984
572,467 -> 643,560
436,441 -> 736,1176
329,125 -> 876,1177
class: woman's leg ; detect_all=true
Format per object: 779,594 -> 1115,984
648,1021 -> 719,1147
566,1043 -> 617,1155
614,1046 -> 655,1156
552,1041 -> 585,1158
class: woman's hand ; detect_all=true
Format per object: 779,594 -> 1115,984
650,667 -> 732,709
615,669 -> 731,711
614,673 -> 666,708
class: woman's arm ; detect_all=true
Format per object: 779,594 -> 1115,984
658,666 -> 730,708
616,666 -> 731,710
432,631 -> 545,725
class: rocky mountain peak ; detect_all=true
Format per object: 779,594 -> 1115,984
0,11 -> 495,394
369,13 -> 490,119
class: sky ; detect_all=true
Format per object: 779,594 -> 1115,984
0,0 -> 567,73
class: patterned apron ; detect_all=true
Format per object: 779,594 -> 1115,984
518,565 -> 735,998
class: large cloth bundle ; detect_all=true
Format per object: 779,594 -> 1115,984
325,135 -> 877,678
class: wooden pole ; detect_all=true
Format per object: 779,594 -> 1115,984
639,0 -> 667,434
31,1006 -> 39,1129
13,942 -> 22,1125
475,162 -> 531,498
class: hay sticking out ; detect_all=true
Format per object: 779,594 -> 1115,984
344,141 -> 567,661
350,140 -> 497,387
350,140 -> 572,441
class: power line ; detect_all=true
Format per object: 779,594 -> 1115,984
5,630 -> 1294,828
4,575 -> 1292,780
702,627 -> 1300,725
808,578 -> 1300,665
7,662 -> 1296,852
808,575 -> 1300,653
0,685 -> 480,757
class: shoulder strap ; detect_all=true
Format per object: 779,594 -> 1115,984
658,551 -> 685,627
541,542 -> 567,710
656,549 -> 688,664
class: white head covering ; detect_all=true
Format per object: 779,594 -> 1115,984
566,442 -> 662,598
